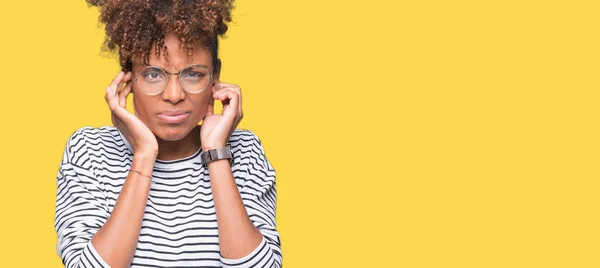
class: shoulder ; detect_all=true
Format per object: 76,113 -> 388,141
228,128 -> 275,176
229,128 -> 263,148
63,126 -> 126,165
228,129 -> 270,160
65,126 -> 121,149
67,125 -> 120,139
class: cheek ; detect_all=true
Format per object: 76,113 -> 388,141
133,96 -> 153,122
189,92 -> 211,121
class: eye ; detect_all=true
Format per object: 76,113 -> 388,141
145,72 -> 160,79
140,68 -> 165,82
182,69 -> 208,82
181,65 -> 209,80
184,72 -> 205,78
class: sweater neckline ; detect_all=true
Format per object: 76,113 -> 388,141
117,128 -> 203,170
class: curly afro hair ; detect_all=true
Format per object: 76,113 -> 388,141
86,0 -> 235,72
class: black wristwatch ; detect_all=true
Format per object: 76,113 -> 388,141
200,144 -> 233,166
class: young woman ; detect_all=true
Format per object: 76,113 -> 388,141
54,1 -> 281,267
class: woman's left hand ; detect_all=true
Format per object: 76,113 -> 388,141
201,82 -> 244,151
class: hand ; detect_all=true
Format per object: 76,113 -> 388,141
201,82 -> 244,151
105,71 -> 159,158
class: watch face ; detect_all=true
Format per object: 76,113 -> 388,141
200,151 -> 209,165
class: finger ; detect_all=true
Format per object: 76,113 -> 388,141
215,90 -> 239,118
213,83 -> 239,92
213,84 -> 243,132
206,96 -> 215,116
213,84 -> 241,104
213,85 -> 243,120
117,72 -> 132,102
214,88 -> 241,108
114,72 -> 132,96
124,71 -> 132,82
212,82 -> 225,91
227,90 -> 239,115
106,82 -> 124,111
106,86 -> 118,110
118,82 -> 132,108
212,83 -> 241,95
110,71 -> 125,87
213,89 -> 233,105
117,71 -> 131,86
213,86 -> 240,98
212,83 -> 221,93
106,76 -> 120,105
234,87 -> 242,115
106,88 -> 124,119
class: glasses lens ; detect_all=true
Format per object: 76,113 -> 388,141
179,65 -> 211,93
137,67 -> 167,95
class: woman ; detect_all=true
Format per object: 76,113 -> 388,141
54,1 -> 282,267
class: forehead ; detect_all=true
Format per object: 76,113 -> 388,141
134,35 -> 212,71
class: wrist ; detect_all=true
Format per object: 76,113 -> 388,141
200,144 -> 233,167
132,153 -> 156,173
135,147 -> 158,158
202,143 -> 227,151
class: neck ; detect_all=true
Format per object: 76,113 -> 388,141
155,125 -> 202,161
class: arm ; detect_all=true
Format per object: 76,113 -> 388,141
90,154 -> 155,267
55,129 -> 156,268
208,132 -> 282,268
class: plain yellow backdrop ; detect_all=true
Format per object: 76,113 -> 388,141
0,0 -> 599,267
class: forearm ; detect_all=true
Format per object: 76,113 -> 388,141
208,159 -> 263,259
91,154 -> 155,268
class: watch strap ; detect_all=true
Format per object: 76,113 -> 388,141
200,144 -> 233,166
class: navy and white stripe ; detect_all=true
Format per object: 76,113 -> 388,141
54,126 -> 282,267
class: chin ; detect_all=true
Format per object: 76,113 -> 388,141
154,124 -> 196,141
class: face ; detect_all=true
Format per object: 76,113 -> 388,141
130,33 -> 220,142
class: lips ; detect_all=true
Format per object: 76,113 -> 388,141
157,111 -> 190,124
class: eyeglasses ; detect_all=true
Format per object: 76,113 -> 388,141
133,64 -> 213,95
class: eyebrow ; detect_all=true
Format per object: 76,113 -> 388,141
136,64 -> 210,74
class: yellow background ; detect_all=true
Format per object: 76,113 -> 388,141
0,0 -> 598,267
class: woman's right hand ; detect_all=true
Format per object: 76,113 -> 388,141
105,71 -> 159,158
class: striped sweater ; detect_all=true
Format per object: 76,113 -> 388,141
54,126 -> 282,267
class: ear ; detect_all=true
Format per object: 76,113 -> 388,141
213,59 -> 222,84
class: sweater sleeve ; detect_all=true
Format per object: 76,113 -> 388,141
220,132 -> 283,268
54,129 -> 111,268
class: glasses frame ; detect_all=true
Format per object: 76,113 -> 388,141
133,64 -> 213,96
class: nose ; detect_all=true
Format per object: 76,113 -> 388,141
161,75 -> 186,104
